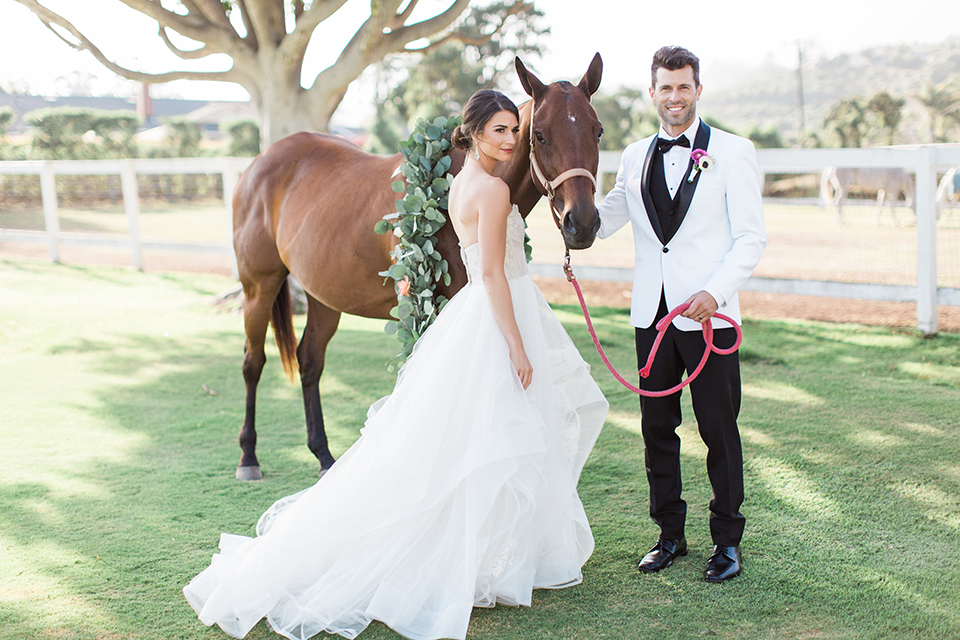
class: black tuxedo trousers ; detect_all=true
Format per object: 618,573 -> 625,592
635,292 -> 745,546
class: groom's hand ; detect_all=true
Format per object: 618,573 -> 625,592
681,291 -> 718,323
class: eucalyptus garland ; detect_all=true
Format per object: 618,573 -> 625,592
375,115 -> 461,366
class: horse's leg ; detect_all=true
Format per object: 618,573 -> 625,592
298,294 -> 342,478
874,189 -> 886,226
237,273 -> 288,481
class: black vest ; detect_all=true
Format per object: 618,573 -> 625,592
649,150 -> 681,243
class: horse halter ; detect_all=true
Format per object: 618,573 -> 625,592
527,100 -> 599,232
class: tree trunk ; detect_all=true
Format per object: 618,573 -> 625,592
246,52 -> 317,148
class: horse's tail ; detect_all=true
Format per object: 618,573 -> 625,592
270,277 -> 299,384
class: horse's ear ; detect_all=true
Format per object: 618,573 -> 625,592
515,56 -> 547,99
577,53 -> 603,99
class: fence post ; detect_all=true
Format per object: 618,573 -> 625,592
221,162 -> 240,279
120,161 -> 144,271
915,145 -> 938,336
39,161 -> 60,263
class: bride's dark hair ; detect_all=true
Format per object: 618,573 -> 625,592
451,90 -> 520,151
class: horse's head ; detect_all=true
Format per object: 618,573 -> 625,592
516,53 -> 603,250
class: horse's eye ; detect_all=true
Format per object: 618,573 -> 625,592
598,127 -> 604,140
535,131 -> 547,145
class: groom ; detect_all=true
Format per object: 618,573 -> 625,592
594,46 -> 766,582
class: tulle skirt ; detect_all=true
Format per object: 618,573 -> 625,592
183,274 -> 608,640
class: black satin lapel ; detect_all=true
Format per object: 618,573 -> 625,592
674,123 -> 712,232
640,137 -> 664,243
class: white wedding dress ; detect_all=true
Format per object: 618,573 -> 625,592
183,206 -> 609,640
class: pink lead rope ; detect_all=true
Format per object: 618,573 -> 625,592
562,255 -> 742,397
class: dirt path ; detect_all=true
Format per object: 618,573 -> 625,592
3,242 -> 958,333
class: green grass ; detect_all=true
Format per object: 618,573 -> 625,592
2,258 -> 959,640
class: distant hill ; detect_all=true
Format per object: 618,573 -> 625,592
698,38 -> 960,145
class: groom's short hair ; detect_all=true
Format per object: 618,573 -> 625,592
651,46 -> 700,88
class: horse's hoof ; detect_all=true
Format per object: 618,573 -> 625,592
236,465 -> 263,481
318,466 -> 331,479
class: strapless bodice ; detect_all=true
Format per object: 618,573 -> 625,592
460,205 -> 528,283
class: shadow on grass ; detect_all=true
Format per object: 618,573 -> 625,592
3,292 -> 960,639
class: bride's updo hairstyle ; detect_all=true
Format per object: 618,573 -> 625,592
451,89 -> 520,152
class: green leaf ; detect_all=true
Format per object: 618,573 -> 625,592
384,320 -> 398,335
374,220 -> 393,235
392,264 -> 406,278
391,180 -> 405,193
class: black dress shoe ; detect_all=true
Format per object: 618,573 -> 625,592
637,537 -> 687,572
704,545 -> 741,582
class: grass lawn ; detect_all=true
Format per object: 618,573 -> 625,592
1,258 -> 959,640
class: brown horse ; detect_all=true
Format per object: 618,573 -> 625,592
232,55 -> 604,480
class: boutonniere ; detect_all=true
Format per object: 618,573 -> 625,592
687,148 -> 715,183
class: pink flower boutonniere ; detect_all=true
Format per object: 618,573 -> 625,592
688,148 -> 716,183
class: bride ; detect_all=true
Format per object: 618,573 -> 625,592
183,89 -> 609,640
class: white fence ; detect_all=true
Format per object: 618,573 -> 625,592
0,157 -> 250,274
1,146 -> 959,334
542,145 -> 960,335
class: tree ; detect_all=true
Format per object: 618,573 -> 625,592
866,90 -> 905,145
0,107 -> 14,139
161,116 -> 203,157
25,106 -> 140,159
11,0 -> 516,147
222,119 -> 261,156
822,97 -> 868,147
367,1 -> 544,154
745,125 -> 784,149
591,87 -> 653,151
915,76 -> 960,143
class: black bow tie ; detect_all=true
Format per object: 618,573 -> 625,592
657,135 -> 690,153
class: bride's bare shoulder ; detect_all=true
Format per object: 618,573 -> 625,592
472,175 -> 511,215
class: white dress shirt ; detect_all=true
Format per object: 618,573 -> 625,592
659,117 -> 700,199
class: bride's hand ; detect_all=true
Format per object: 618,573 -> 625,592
510,346 -> 533,389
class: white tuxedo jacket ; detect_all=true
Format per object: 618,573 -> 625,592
597,123 -> 767,331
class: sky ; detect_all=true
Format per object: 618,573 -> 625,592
2,0 -> 958,126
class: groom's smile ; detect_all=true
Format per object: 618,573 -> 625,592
649,66 -> 703,137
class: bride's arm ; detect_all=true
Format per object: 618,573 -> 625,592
477,182 -> 533,389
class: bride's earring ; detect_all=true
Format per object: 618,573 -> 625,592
473,145 -> 479,161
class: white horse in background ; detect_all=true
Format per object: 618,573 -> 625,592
820,167 -> 915,226
936,166 -> 960,221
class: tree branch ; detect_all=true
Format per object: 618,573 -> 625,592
411,2 -> 533,52
158,25 -> 214,60
180,0 -> 232,29
234,0 -> 259,50
109,0 -> 250,56
279,0 -> 350,60
392,0 -> 420,29
307,0 -> 470,121
122,0 -> 257,61
374,0 -> 472,60
10,0 -> 243,85
245,0 -> 286,49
